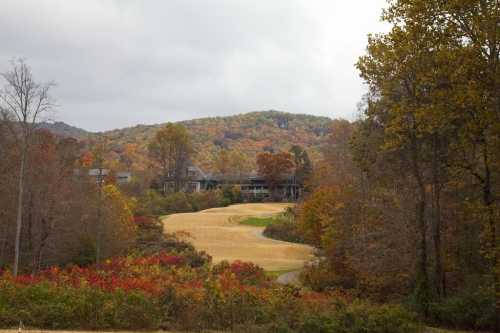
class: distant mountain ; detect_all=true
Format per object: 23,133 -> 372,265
39,121 -> 91,140
43,111 -> 333,172
101,111 -> 332,171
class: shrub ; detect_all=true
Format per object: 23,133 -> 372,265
189,190 -> 225,211
71,236 -> 96,267
222,185 -> 243,204
300,262 -> 341,292
163,192 -> 193,213
133,216 -> 211,268
264,293 -> 421,333
428,288 -> 496,331
136,189 -> 166,216
263,214 -> 304,243
137,190 -> 227,216
0,265 -> 422,333
213,260 -> 268,286
341,301 -> 421,333
0,244 -> 422,333
0,281 -> 161,329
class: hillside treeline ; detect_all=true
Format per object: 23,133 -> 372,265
48,110 -> 331,173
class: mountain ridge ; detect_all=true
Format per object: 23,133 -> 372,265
42,110 -> 333,171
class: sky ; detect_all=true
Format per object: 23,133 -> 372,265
0,0 -> 389,132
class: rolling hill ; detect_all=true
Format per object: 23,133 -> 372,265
43,110 -> 333,172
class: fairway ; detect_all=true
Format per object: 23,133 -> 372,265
162,203 -> 314,271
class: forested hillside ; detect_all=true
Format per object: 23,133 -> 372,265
43,111 -> 332,172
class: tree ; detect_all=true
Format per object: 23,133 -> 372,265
357,0 -> 499,321
214,149 -> 231,180
25,131 -> 81,272
289,145 -> 312,185
214,149 -> 251,182
99,184 -> 136,258
256,151 -> 294,200
0,59 -> 55,276
90,137 -> 108,267
228,150 -> 251,182
148,123 -> 192,193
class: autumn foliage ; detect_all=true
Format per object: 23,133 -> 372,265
0,252 -> 420,332
256,151 -> 295,199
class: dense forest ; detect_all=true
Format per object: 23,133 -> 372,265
293,0 -> 499,330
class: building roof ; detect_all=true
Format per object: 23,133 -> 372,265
88,168 -> 110,176
116,171 -> 132,178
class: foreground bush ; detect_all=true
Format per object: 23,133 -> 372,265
0,253 -> 422,332
0,282 -> 161,329
428,288 -> 496,331
294,301 -> 420,333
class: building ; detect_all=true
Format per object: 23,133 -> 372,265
162,166 -> 217,193
76,169 -> 133,185
239,175 -> 302,201
116,171 -> 132,184
161,166 -> 302,201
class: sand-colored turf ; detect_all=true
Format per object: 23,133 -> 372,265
162,203 -> 314,271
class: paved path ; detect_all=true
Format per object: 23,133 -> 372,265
162,203 -> 314,271
276,270 -> 301,285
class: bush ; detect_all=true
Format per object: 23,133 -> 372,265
133,216 -> 211,268
263,295 -> 421,333
135,190 -> 193,216
189,190 -> 225,211
0,282 -> 161,329
222,185 -> 243,204
300,263 -> 341,292
70,236 -> 96,266
213,260 -> 268,286
263,214 -> 305,243
137,189 -> 227,216
428,288 -> 496,331
163,192 -> 193,213
136,189 -> 167,216
340,301 -> 421,333
0,263 -> 422,333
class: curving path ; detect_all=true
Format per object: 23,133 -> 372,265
162,203 -> 314,272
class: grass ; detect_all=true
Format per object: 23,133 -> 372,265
163,203 -> 313,271
265,268 -> 297,279
239,216 -> 275,227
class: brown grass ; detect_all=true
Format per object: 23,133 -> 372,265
162,203 -> 314,271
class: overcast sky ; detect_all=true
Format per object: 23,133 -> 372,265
0,0 -> 388,131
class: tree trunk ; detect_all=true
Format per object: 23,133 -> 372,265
95,167 -> 104,267
432,185 -> 444,297
431,135 -> 445,297
13,147 -> 27,277
482,147 -> 499,333
485,203 -> 498,333
410,131 -> 430,314
33,217 -> 50,274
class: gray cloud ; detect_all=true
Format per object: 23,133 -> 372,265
0,0 -> 388,131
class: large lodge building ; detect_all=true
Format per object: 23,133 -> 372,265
162,166 -> 303,201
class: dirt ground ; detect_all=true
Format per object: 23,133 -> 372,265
162,203 -> 314,271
